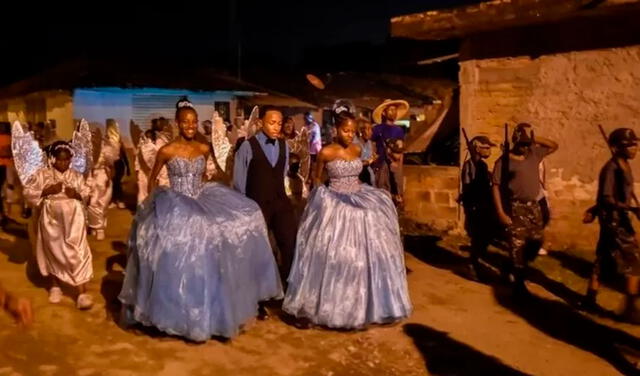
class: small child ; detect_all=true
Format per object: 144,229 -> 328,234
88,120 -> 121,240
355,119 -> 376,186
23,141 -> 93,309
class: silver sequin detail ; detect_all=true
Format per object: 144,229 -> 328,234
326,159 -> 362,193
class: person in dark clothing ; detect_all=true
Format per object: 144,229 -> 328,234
460,135 -> 498,281
112,146 -> 130,209
233,106 -> 297,294
581,128 -> 640,323
492,123 -> 558,297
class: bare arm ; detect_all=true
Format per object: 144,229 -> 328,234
535,136 -> 558,156
148,147 -> 169,195
313,150 -> 327,188
492,184 -> 512,226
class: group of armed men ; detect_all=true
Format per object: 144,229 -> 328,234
460,123 -> 640,324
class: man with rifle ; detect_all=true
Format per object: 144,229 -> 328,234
581,128 -> 640,323
492,123 -> 558,297
460,131 -> 497,281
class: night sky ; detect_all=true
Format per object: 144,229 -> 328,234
1,1 -> 485,86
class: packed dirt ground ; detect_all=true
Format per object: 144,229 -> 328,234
1,206 -> 640,375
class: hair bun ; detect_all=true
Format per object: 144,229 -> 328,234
332,99 -> 354,117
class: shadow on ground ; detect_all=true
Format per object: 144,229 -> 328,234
404,323 -> 530,376
404,234 -> 640,375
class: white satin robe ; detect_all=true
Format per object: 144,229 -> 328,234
88,141 -> 119,230
134,136 -> 169,204
24,168 -> 92,286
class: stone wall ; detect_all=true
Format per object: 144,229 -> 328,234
403,165 -> 460,232
458,45 -> 640,250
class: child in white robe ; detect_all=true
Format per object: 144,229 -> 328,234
23,141 -> 93,309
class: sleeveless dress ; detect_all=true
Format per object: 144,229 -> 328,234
119,155 -> 282,341
283,158 -> 412,329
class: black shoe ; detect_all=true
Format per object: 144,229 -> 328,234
257,305 -> 270,321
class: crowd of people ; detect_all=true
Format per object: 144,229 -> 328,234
2,93 -> 638,342
0,97 -> 413,341
460,124 -> 640,324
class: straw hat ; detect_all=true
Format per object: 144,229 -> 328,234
372,99 -> 409,124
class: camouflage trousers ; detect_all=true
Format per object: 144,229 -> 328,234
506,201 -> 544,269
595,210 -> 640,278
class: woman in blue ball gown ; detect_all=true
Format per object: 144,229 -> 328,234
283,105 -> 412,329
119,98 -> 282,342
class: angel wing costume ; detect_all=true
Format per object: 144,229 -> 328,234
15,120 -> 93,286
87,121 -> 121,232
135,130 -> 170,204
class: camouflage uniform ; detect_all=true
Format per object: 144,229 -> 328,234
593,156 -> 640,279
492,124 -> 554,291
595,210 -> 640,278
507,201 -> 544,269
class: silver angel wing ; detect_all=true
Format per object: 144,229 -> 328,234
130,120 -> 143,150
247,105 -> 260,138
11,120 -> 45,185
70,119 -> 93,175
211,112 -> 233,173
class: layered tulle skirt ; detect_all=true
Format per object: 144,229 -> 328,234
119,183 -> 282,341
283,185 -> 412,329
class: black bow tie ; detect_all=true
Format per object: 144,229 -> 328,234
265,138 -> 276,145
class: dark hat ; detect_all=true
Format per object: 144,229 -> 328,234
471,135 -> 496,147
512,123 -> 533,145
609,128 -> 640,147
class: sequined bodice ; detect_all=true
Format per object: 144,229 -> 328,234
167,156 -> 206,197
326,159 -> 362,193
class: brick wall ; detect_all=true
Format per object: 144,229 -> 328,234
458,45 -> 640,250
403,165 -> 460,232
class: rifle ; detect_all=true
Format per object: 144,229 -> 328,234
462,128 -> 475,163
500,123 -> 512,216
458,128 -> 475,205
597,124 -> 640,208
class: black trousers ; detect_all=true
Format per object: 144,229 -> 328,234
257,198 -> 297,282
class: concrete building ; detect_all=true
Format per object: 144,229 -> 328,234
393,0 -> 640,249
0,60 -> 266,147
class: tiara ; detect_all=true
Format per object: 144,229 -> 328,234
53,143 -> 74,155
334,105 -> 349,115
178,100 -> 194,109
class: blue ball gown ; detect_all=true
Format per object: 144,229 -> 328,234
283,158 -> 412,329
119,155 -> 282,341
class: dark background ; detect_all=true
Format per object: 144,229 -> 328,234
1,1 -> 486,85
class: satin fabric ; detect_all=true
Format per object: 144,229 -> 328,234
119,155 -> 282,341
135,135 -> 169,204
284,159 -> 412,329
23,168 -> 92,286
88,140 -> 119,229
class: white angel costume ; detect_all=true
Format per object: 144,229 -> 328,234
135,131 -> 170,204
14,120 -> 94,286
88,123 -> 121,232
